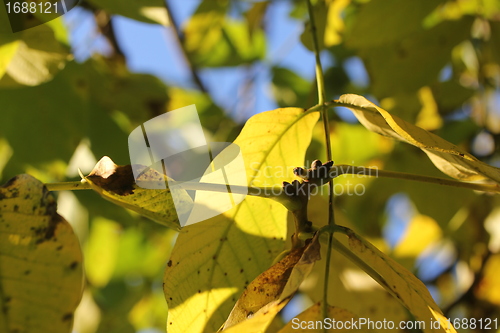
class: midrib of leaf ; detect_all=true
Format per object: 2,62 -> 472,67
165,108 -> 319,333
245,109 -> 317,184
202,108 -> 318,308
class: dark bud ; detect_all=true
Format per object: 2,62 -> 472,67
293,167 -> 308,179
323,160 -> 334,170
311,160 -> 322,169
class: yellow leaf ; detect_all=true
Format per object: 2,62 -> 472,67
0,40 -> 19,79
222,233 -> 321,331
394,214 -> 442,258
0,24 -> 69,87
416,86 -> 442,131
340,228 -> 457,333
476,253 -> 500,305
219,300 -> 283,333
338,94 -> 500,184
85,156 -> 193,230
164,108 -> 319,333
0,174 -> 83,333
278,302 -> 361,333
300,199 -> 409,331
324,0 -> 350,47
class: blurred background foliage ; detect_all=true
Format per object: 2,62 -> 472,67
1,0 -> 500,332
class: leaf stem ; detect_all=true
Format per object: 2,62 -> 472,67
45,181 -> 92,191
306,0 -> 336,326
44,180 -> 308,210
332,165 -> 500,193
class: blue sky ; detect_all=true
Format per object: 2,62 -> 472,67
65,1 -> 368,120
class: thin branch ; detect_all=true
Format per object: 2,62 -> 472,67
306,0 -> 336,326
164,0 -> 207,93
45,181 -> 92,191
333,165 -> 500,193
94,9 -> 126,60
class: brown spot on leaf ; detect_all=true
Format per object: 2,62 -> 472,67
86,158 -> 135,196
167,260 -> 172,267
69,261 -> 78,270
62,313 -> 73,321
34,214 -> 63,244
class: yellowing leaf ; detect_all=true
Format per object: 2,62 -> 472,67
85,156 -> 193,231
84,217 -> 120,287
164,108 -> 319,333
222,233 -> 321,331
394,214 -> 442,258
0,24 -> 69,87
0,174 -> 83,333
278,302 -> 361,333
338,94 -> 500,184
339,228 -> 456,333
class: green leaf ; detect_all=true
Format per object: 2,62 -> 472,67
85,156 -> 192,230
0,62 -> 87,171
271,66 -> 312,108
86,0 -> 168,25
84,217 -> 120,287
222,233 -> 321,330
0,59 -> 169,175
0,174 -> 83,333
351,17 -> 474,97
344,0 -> 444,49
184,6 -> 265,67
300,0 -> 328,51
338,94 -> 500,184
337,228 -> 457,333
164,108 -> 319,333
